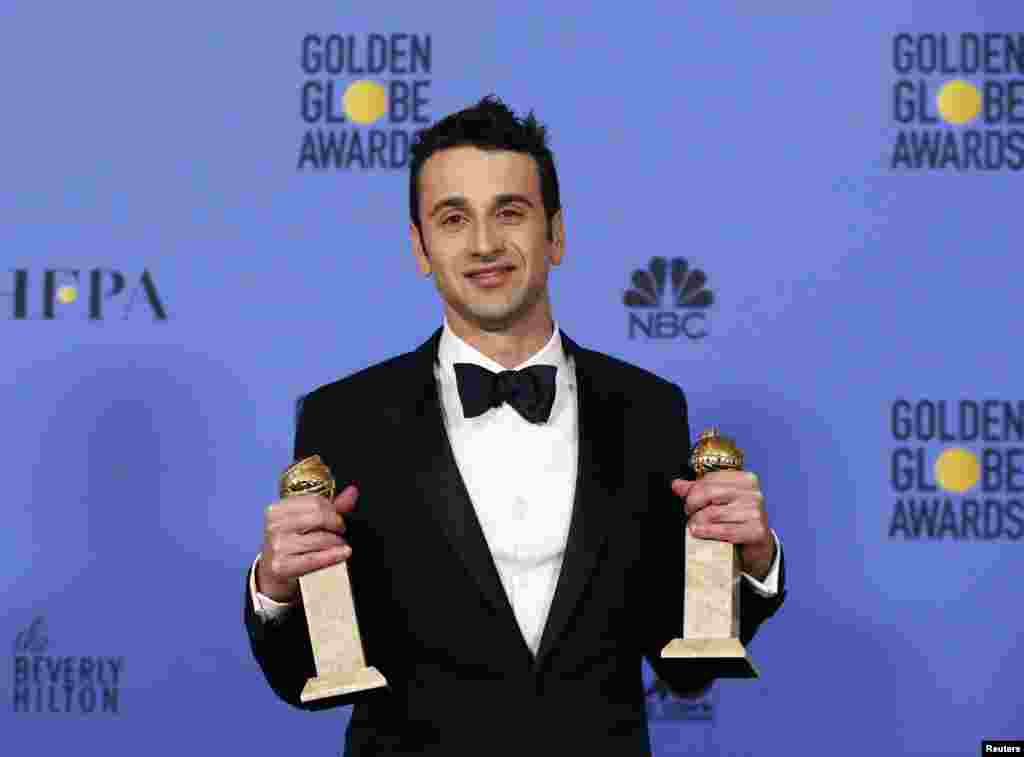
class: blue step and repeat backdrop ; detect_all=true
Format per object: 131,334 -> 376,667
3,2 -> 1022,755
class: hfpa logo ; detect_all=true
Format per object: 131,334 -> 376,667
2,269 -> 168,321
623,257 -> 713,340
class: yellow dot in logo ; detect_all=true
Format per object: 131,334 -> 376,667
934,447 -> 980,493
343,80 -> 387,125
936,79 -> 981,125
57,286 -> 77,304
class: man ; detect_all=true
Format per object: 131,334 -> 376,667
244,96 -> 785,756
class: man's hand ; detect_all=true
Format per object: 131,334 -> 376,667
255,485 -> 359,603
671,473 -> 775,581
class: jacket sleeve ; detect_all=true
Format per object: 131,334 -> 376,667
642,384 -> 787,697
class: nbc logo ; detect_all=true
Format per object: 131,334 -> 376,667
623,257 -> 713,340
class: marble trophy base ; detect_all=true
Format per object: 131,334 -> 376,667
301,666 -> 389,702
298,559 -> 389,702
659,528 -> 759,679
660,637 -> 759,678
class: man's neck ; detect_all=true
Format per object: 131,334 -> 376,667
445,307 -> 555,369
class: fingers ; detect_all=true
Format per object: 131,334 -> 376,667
292,507 -> 345,535
671,471 -> 769,546
686,486 -> 765,517
700,470 -> 759,490
688,521 -> 764,544
267,494 -> 350,535
274,530 -> 347,555
686,493 -> 765,529
673,472 -> 760,516
260,488 -> 360,588
265,545 -> 351,582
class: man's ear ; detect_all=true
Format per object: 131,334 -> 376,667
411,223 -> 431,276
549,209 -> 565,266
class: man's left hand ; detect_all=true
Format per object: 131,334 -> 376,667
671,473 -> 775,581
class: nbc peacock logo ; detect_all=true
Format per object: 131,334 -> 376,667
623,257 -> 713,340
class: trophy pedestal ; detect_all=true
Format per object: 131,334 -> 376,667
660,638 -> 758,678
297,558 -> 389,702
660,526 -> 759,679
301,666 -> 388,702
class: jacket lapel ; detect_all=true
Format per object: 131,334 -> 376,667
406,328 -> 535,661
533,332 -> 622,670
403,327 -> 623,671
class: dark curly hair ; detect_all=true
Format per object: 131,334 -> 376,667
409,95 -> 561,240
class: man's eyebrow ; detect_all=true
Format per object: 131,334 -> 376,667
429,196 -> 470,217
491,193 -> 535,209
428,193 -> 535,218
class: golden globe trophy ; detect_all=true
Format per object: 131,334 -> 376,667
279,455 -> 388,701
661,429 -> 758,678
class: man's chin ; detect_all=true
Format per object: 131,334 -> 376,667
443,285 -> 547,333
470,312 -> 521,333
456,302 -> 524,332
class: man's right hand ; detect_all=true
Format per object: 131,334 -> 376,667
255,485 -> 359,603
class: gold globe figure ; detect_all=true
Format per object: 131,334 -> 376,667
279,455 -> 336,501
690,428 -> 744,476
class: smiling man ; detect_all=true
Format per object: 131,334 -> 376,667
244,95 -> 786,757
410,140 -> 563,365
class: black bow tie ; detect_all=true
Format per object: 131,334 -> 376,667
453,363 -> 557,424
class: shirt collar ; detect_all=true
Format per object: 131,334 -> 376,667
438,317 -> 568,376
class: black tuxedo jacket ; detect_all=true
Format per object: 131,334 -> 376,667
244,328 -> 786,756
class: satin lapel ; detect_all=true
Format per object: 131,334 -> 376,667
406,328 -> 531,658
533,332 -> 623,671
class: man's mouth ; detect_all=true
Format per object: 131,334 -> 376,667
465,265 -> 516,286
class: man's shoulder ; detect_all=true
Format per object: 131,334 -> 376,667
299,337 -> 430,410
574,342 -> 684,402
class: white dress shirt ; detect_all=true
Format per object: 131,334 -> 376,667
251,321 -> 781,654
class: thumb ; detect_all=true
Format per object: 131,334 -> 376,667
333,484 -> 359,511
671,478 -> 697,497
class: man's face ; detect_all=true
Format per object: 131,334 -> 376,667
411,146 -> 564,333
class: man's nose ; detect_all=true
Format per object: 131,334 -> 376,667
470,219 -> 503,257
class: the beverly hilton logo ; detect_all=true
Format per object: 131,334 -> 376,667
644,672 -> 715,721
624,257 -> 713,340
12,617 -> 125,714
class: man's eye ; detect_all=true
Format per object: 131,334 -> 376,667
498,208 -> 524,219
441,214 -> 464,226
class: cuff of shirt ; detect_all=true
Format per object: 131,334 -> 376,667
249,554 -> 298,622
740,529 -> 782,597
